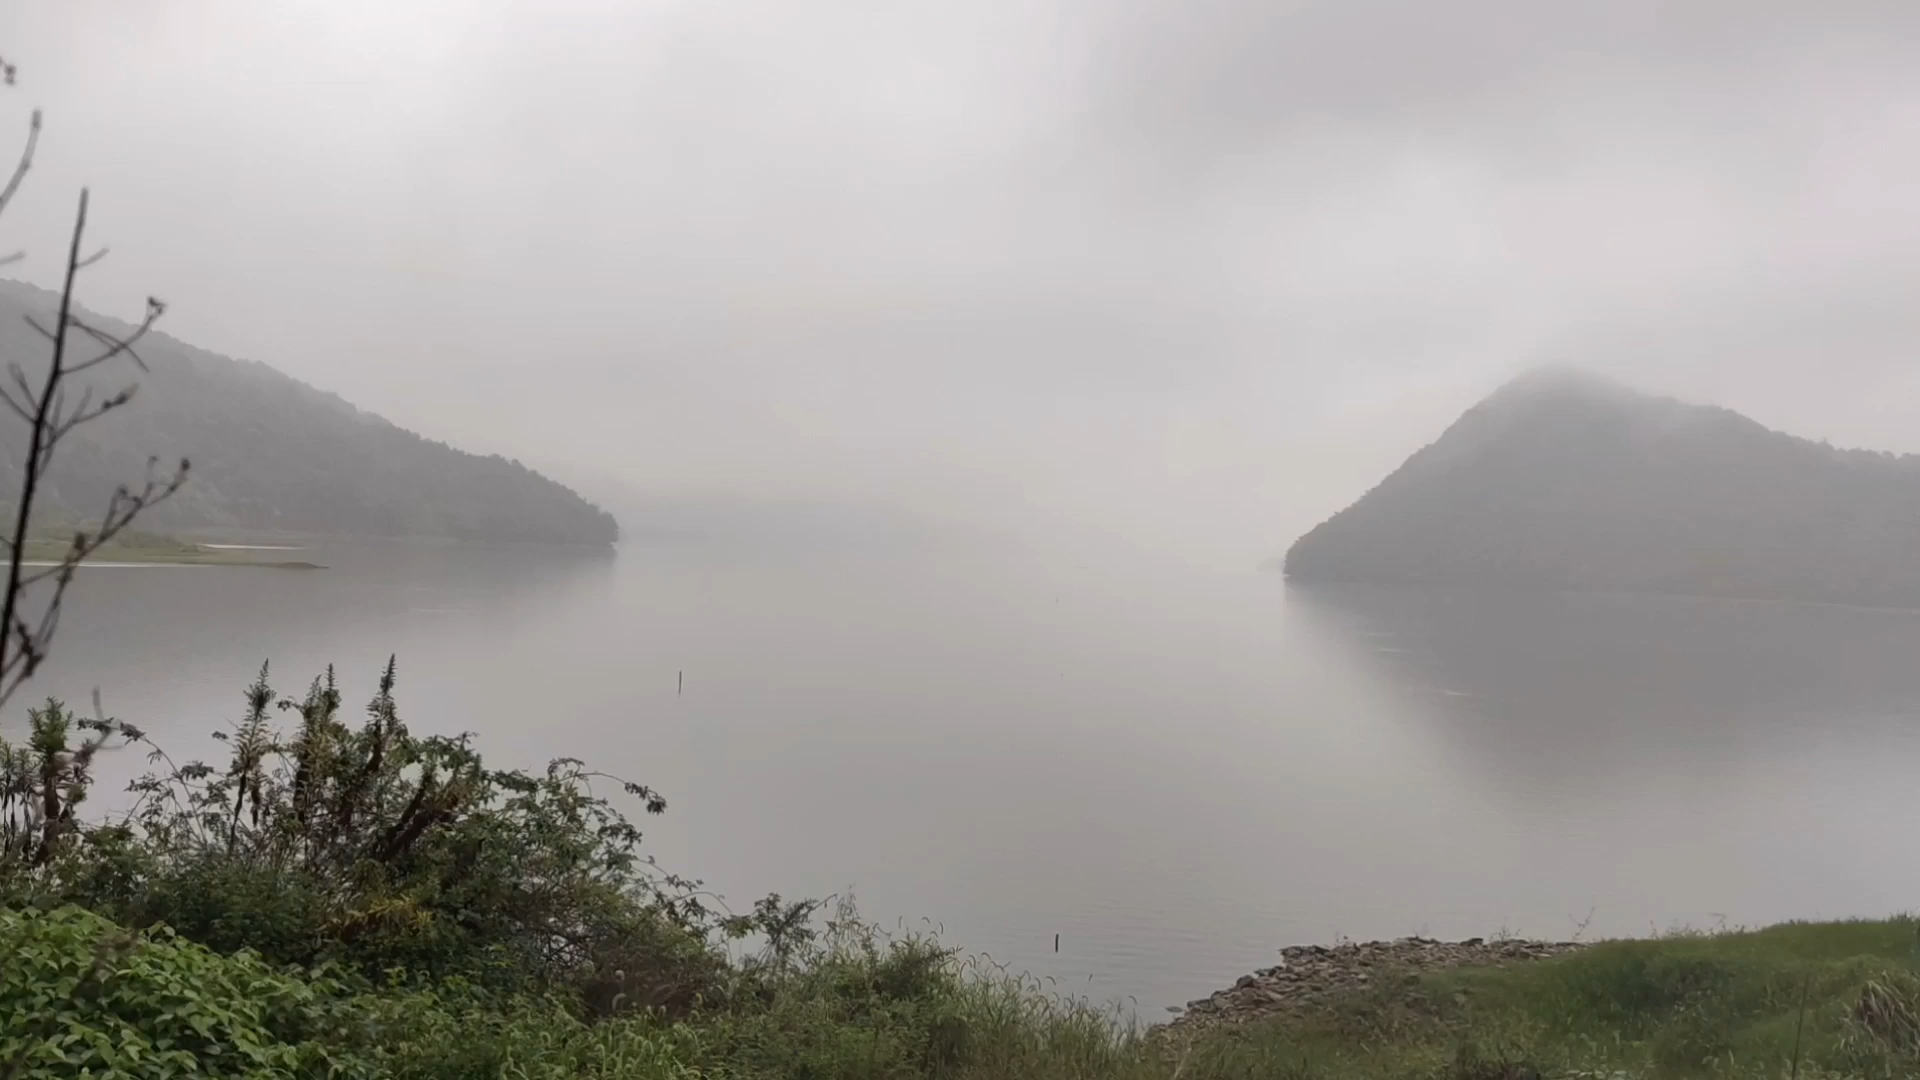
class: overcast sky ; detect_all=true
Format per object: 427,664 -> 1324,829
5,1 -> 1920,561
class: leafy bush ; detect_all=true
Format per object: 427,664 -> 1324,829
0,905 -> 348,1079
0,899 -> 1146,1080
0,661 -> 749,1012
0,904 -> 710,1080
0,697 -> 119,874
0,664 -> 1150,1079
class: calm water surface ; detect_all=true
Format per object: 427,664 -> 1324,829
21,537 -> 1920,1013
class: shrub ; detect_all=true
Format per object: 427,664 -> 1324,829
0,905 -> 347,1079
0,661 -> 741,1012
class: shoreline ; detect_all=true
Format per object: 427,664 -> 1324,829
1161,935 -> 1586,1037
18,558 -> 324,569
18,542 -> 324,569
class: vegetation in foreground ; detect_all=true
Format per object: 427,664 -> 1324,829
0,666 -> 1917,1079
1166,918 -> 1920,1080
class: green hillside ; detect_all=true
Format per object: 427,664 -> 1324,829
0,279 -> 617,545
1286,367 -> 1920,607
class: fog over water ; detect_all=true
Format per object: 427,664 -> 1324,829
7,0 -> 1920,1022
34,537 -> 1920,1013
8,3 -> 1920,564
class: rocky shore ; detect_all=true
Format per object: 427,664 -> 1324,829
1162,936 -> 1588,1036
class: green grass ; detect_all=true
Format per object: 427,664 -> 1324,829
1167,918 -> 1920,1080
16,530 -> 322,568
15,910 -> 1920,1079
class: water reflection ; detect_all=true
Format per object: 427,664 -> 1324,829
1284,581 -> 1920,944
12,544 -> 1920,1016
1287,583 -> 1920,801
27,541 -> 616,774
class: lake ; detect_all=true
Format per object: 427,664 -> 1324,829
19,534 -> 1920,1015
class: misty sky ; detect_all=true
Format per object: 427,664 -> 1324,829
5,2 -> 1920,561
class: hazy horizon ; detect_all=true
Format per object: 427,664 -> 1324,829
6,3 -> 1920,564
11,8 -> 1920,1066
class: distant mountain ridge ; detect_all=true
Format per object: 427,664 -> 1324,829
1284,367 -> 1920,606
0,280 -> 617,545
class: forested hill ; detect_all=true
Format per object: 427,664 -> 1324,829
0,280 -> 617,545
1284,367 -> 1920,607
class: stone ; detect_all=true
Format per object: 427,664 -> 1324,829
1154,934 -> 1587,1041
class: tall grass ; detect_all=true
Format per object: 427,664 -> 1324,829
331,915 -> 1920,1079
1165,917 -> 1920,1080
17,900 -> 1920,1078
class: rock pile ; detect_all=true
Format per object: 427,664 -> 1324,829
1161,936 -> 1587,1036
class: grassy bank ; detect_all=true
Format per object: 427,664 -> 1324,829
18,529 -> 322,568
10,911 -> 1920,1078
1169,918 -> 1920,1079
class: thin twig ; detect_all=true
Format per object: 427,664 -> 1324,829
69,308 -> 164,374
0,187 -> 186,709
0,387 -> 28,425
0,108 -> 39,220
0,190 -> 90,701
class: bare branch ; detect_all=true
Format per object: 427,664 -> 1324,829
6,460 -> 187,707
0,108 -> 39,220
0,84 -> 180,715
43,386 -> 135,451
0,190 -> 89,710
68,316 -> 160,374
0,387 -> 30,425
